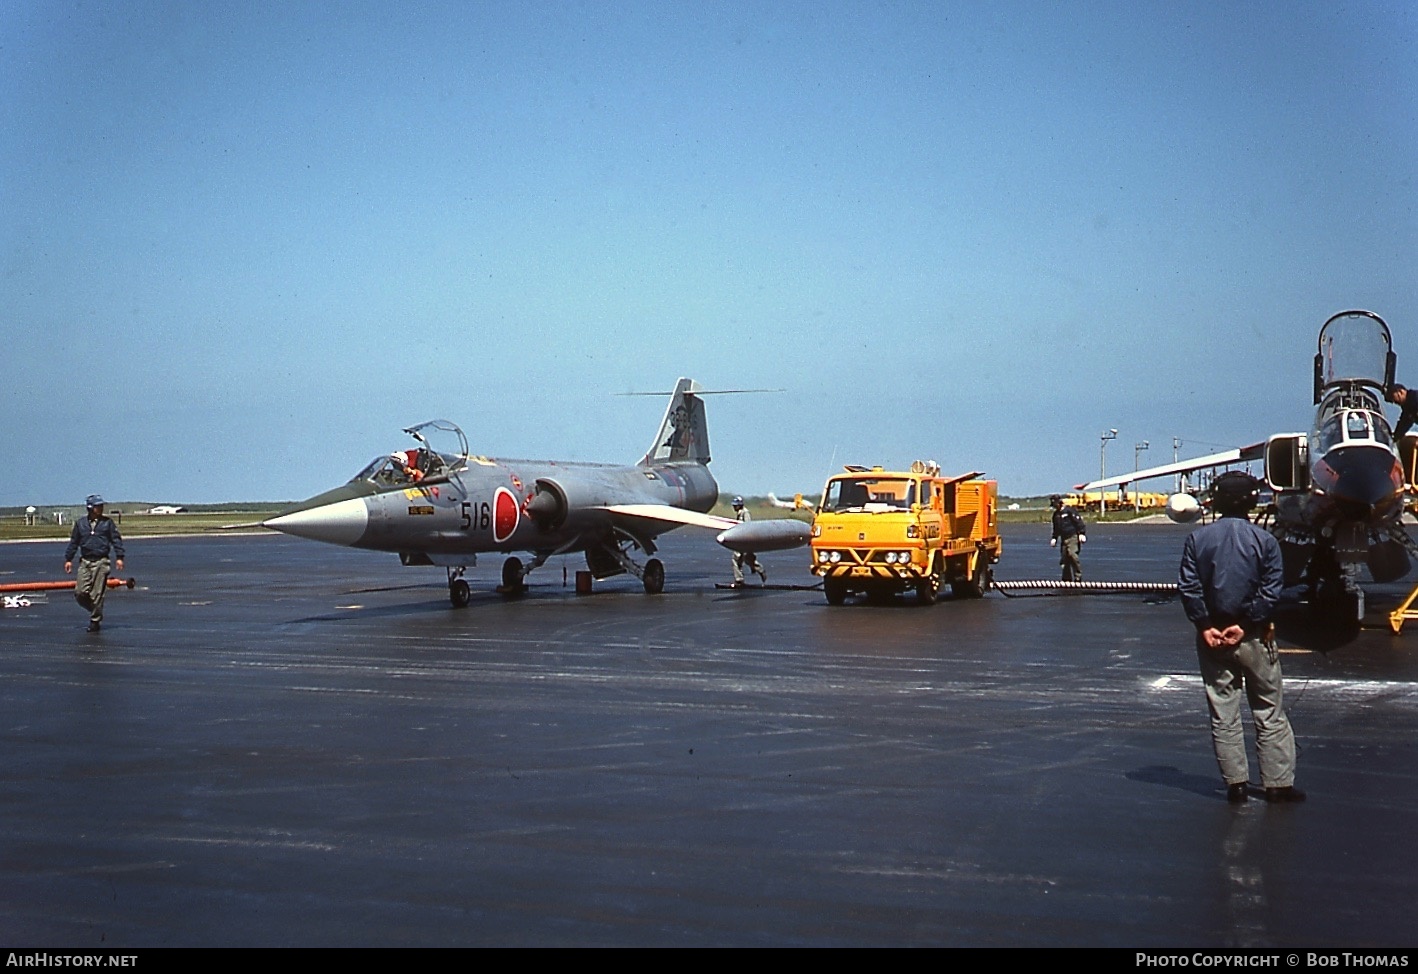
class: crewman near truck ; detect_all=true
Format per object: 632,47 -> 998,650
730,497 -> 768,587
1049,495 -> 1086,582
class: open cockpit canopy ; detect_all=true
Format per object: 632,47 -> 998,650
350,420 -> 469,489
1315,309 -> 1395,402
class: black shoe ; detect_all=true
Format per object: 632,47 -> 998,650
86,621 -> 101,633
1264,786 -> 1306,803
1227,782 -> 1249,804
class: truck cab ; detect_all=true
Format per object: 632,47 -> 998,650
810,462 -> 1002,605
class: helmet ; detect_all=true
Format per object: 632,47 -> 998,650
732,496 -> 744,507
1211,472 -> 1261,512
85,494 -> 105,508
1049,494 -> 1063,507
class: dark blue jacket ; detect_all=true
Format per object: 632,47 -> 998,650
1394,395 -> 1418,439
65,516 -> 125,562
1178,515 -> 1281,632
1051,507 -> 1085,541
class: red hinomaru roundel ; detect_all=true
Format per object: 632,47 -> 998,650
493,487 -> 519,543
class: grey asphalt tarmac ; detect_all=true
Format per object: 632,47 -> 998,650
1,522 -> 1416,947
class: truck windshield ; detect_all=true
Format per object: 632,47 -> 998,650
822,477 -> 917,512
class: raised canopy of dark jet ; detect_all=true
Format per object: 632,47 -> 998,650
263,378 -> 809,607
1077,310 -> 1415,621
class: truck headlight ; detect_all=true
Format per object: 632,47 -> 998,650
906,524 -> 920,538
884,552 -> 897,564
828,551 -> 842,564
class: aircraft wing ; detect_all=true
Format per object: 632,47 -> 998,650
600,503 -> 811,553
599,504 -> 739,531
1075,444 -> 1265,491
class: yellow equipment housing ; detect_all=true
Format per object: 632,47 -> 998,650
810,462 -> 1003,605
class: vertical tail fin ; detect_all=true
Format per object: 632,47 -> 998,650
640,377 -> 711,465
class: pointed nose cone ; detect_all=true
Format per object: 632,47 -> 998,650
263,497 -> 370,547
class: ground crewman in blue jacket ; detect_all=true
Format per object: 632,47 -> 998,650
1179,472 -> 1303,804
64,494 -> 125,632
1049,495 -> 1086,581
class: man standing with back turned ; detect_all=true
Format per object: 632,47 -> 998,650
64,494 -> 125,633
1178,472 -> 1303,803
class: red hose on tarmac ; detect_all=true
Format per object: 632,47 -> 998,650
0,578 -> 135,593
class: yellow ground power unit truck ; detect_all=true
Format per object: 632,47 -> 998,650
810,461 -> 1003,605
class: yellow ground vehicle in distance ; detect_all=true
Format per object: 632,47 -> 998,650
810,461 -> 1003,605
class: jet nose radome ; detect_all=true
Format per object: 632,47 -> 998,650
263,497 -> 370,547
1326,446 -> 1402,510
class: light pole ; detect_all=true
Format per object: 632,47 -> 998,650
1134,441 -> 1149,512
1172,437 -> 1183,494
1100,429 -> 1118,518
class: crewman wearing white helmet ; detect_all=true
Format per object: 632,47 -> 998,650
729,496 -> 767,587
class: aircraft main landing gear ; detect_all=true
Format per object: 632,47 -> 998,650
643,558 -> 664,595
501,556 -> 527,597
447,567 -> 471,609
587,535 -> 665,595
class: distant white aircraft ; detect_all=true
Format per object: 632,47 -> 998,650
146,505 -> 188,515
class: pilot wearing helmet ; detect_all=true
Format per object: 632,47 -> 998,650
1049,495 -> 1086,582
729,496 -> 768,587
1179,471 -> 1303,804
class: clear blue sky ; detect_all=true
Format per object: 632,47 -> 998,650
4,1 -> 1415,505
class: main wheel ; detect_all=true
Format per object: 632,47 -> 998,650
449,578 -> 471,608
824,577 -> 848,605
643,558 -> 665,594
501,556 -> 526,596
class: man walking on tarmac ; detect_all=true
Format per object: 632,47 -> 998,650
64,494 -> 125,632
1178,471 -> 1304,804
730,496 -> 768,587
1049,495 -> 1086,582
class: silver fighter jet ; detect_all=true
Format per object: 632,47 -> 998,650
263,378 -> 809,606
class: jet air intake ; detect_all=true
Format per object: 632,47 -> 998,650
525,478 -> 614,531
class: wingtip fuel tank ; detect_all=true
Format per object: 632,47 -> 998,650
716,519 -> 812,553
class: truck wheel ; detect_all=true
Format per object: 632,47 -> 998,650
954,559 -> 988,599
824,577 -> 848,605
915,572 -> 939,605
